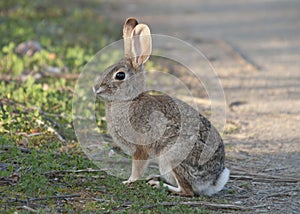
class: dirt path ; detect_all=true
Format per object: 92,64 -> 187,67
101,0 -> 300,212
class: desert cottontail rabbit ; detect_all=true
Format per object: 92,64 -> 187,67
93,18 -> 230,196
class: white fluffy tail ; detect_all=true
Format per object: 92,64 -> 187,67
204,167 -> 230,196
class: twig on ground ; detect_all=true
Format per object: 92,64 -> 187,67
36,119 -> 65,143
28,194 -> 81,202
259,188 -> 300,201
263,166 -> 289,172
19,205 -> 37,213
8,194 -> 81,204
230,171 -> 300,183
24,132 -> 43,137
44,168 -> 108,176
139,201 -> 253,211
2,146 -> 31,154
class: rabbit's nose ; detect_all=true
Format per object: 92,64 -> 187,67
93,85 -> 105,95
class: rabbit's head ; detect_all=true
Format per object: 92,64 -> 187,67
94,18 -> 152,101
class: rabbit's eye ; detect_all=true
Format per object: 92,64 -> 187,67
115,71 -> 126,80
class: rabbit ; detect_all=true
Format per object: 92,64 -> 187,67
93,17 -> 230,196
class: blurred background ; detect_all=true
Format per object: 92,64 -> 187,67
104,0 -> 300,71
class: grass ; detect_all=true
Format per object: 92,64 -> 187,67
1,0 -> 218,213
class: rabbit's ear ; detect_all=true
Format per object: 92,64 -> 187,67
131,24 -> 152,68
123,18 -> 139,58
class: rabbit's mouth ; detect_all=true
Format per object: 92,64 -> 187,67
93,86 -> 118,101
93,86 -> 106,99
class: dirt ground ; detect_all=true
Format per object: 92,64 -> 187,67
100,0 -> 300,212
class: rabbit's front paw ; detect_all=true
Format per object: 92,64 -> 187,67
122,178 -> 136,185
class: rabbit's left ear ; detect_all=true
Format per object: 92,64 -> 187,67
131,24 -> 152,69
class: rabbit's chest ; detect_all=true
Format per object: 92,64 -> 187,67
105,102 -> 138,154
